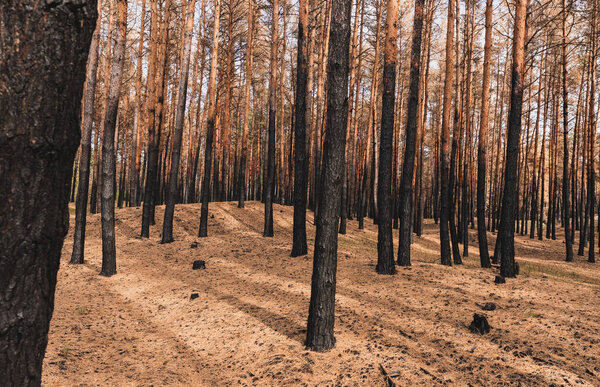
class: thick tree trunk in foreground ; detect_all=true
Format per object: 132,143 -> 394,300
72,4 -> 102,264
162,0 -> 196,244
396,0 -> 425,267
291,0 -> 309,256
0,1 -> 96,383
499,0 -> 528,278
306,0 -> 352,352
264,0 -> 279,237
199,0 -> 222,237
100,0 -> 127,277
376,0 -> 401,273
439,0 -> 456,266
476,0 -> 493,268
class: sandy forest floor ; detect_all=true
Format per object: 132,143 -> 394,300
42,201 -> 600,386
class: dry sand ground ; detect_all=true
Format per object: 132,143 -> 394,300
43,201 -> 600,386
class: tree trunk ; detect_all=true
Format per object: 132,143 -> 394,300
72,3 -> 103,264
162,0 -> 196,243
376,0 -> 403,273
199,0 -> 222,237
476,0 -> 493,268
339,0 -> 362,235
238,0 -> 255,209
140,0 -> 163,237
0,1 -> 96,383
129,0 -> 146,207
100,0 -> 127,277
499,0 -> 528,278
306,0 -> 352,352
587,5 -> 597,262
561,0 -> 574,262
439,0 -> 456,266
291,0 -> 309,256
264,0 -> 279,237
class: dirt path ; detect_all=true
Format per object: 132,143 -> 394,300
43,202 -> 600,386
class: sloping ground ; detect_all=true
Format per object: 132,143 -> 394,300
43,201 -> 600,386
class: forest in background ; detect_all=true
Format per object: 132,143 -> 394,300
73,0 -> 598,269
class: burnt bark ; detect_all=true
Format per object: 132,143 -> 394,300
100,0 -> 127,277
561,0 -> 573,262
439,0 -> 456,266
291,0 -> 309,256
306,0 -> 352,352
140,0 -> 163,237
499,0 -> 528,278
396,0 -> 425,268
199,0 -> 222,237
162,0 -> 196,244
0,0 -> 96,383
476,0 -> 493,268
238,0 -> 254,209
264,0 -> 279,237
376,0 -> 401,274
72,9 -> 102,265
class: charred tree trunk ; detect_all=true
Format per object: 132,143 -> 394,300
140,0 -> 163,237
0,0 -> 96,383
561,0 -> 573,262
100,0 -> 127,277
306,0 -> 351,352
130,0 -> 146,207
72,5 -> 102,265
499,0 -> 528,278
476,0 -> 493,268
199,0 -> 222,237
376,0 -> 402,273
238,0 -> 255,208
264,0 -> 279,237
161,0 -> 196,243
291,0 -> 309,256
439,0 -> 456,266
587,6 -> 597,263
396,0 -> 425,267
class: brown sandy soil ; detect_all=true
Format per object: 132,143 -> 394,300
43,201 -> 600,386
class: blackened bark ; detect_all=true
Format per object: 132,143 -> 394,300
476,0 -> 493,268
238,0 -> 254,209
291,0 -> 309,256
439,0 -> 455,266
587,13 -> 597,262
499,0 -> 528,278
0,0 -> 96,383
377,0 -> 401,273
449,112 -> 462,265
72,16 -> 101,265
162,0 -> 196,244
140,0 -> 162,238
306,0 -> 352,352
561,0 -> 573,262
199,0 -> 221,237
264,0 -> 279,238
100,0 -> 127,277
396,0 -> 425,268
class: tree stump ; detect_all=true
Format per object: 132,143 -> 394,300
469,313 -> 491,335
